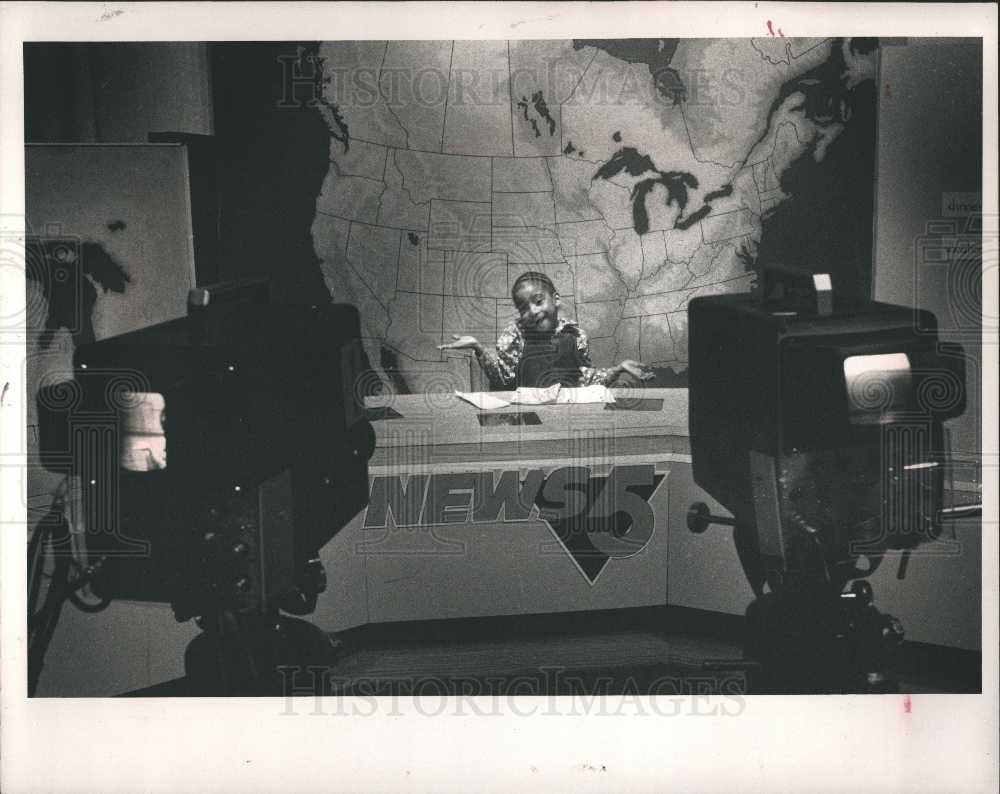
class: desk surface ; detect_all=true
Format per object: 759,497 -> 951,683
364,388 -> 689,469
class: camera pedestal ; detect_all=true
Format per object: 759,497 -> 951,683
688,502 -> 906,694
183,609 -> 341,696
742,579 -> 904,694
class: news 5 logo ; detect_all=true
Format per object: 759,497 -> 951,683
363,464 -> 665,584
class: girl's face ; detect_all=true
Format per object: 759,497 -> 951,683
513,281 -> 560,332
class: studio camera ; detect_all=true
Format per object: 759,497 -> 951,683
686,265 -> 975,693
31,279 -> 375,695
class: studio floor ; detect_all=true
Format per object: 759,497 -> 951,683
127,606 -> 981,698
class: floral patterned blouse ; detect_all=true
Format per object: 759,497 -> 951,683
475,317 -> 616,390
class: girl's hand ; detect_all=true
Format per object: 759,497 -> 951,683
437,335 -> 483,354
617,359 -> 654,381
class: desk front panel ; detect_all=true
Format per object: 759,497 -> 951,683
313,389 -> 687,631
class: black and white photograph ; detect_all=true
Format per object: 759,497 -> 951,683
2,3 -> 997,792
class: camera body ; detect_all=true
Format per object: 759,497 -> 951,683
45,294 -> 374,620
688,276 -> 965,586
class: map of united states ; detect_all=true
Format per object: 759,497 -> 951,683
310,38 -> 876,393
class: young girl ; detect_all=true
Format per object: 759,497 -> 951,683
438,271 -> 652,390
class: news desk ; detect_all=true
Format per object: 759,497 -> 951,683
314,386 -> 982,651
313,388 -> 735,632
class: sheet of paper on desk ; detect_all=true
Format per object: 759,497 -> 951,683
555,385 -> 616,404
454,391 -> 511,410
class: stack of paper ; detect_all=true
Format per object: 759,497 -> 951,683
454,384 -> 616,410
556,385 -> 616,404
510,384 -> 562,405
